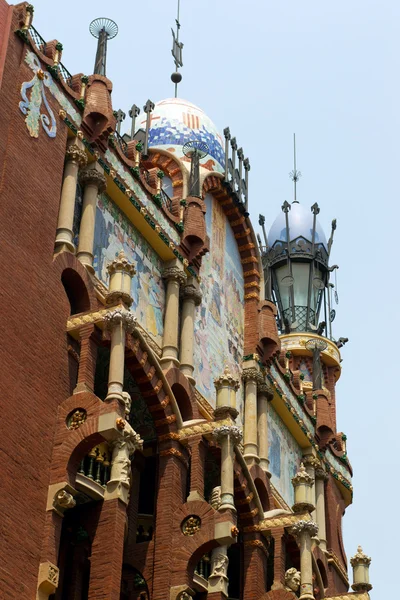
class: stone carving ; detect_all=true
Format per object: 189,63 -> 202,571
214,365 -> 240,391
285,567 -> 301,592
104,308 -> 137,333
315,467 -> 329,481
291,519 -> 319,538
182,515 -> 201,536
109,414 -> 143,487
67,408 -> 87,430
163,265 -> 187,285
210,552 -> 229,578
302,454 -> 321,469
292,462 -> 314,485
213,425 -> 243,445
79,168 -> 107,192
107,249 -> 136,276
258,380 -> 274,399
210,485 -> 222,510
182,283 -> 202,305
350,546 -> 371,567
65,144 -> 87,167
242,367 -> 264,385
177,593 -> 191,600
54,489 -> 76,511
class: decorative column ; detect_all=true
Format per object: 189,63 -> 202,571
350,546 -> 372,593
214,366 -> 240,415
179,278 -> 202,382
104,308 -> 136,403
208,546 -> 229,597
302,454 -> 320,521
292,463 -> 315,513
76,165 -> 106,272
106,250 -> 136,306
314,468 -> 329,550
291,520 -> 319,600
161,262 -> 186,366
257,381 -> 273,475
242,366 -> 263,465
213,425 -> 243,511
55,140 -> 87,252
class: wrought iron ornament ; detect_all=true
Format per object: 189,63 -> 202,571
90,18 -> 118,77
171,0 -> 184,96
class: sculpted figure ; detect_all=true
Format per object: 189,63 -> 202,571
285,567 -> 301,593
109,392 -> 143,486
210,485 -> 222,510
210,552 -> 229,578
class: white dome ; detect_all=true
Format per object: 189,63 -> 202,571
137,97 -> 225,174
268,202 -> 327,248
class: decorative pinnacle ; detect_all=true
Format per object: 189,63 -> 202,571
214,365 -> 240,391
292,462 -> 314,485
106,250 -> 136,276
350,546 -> 371,567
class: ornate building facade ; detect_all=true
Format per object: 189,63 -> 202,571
0,3 -> 372,600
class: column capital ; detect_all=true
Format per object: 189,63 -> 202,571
213,425 -> 243,445
302,454 -> 321,470
291,519 -> 319,538
181,283 -> 202,305
65,143 -> 87,167
242,367 -> 263,385
104,307 -> 137,333
258,380 -> 274,399
163,265 -> 187,285
315,467 -> 329,481
79,167 -> 106,192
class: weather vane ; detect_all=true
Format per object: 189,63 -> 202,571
170,0 -> 183,97
289,133 -> 302,203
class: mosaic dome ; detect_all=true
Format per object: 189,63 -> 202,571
268,202 -> 327,248
138,97 -> 225,174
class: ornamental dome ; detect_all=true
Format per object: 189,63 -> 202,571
268,202 -> 327,249
138,97 -> 225,174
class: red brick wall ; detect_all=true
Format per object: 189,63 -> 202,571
0,9 -> 81,597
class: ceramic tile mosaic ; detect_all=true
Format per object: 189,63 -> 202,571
193,194 -> 244,422
94,193 -> 165,346
267,403 -> 303,507
270,363 -> 315,431
104,149 -> 181,244
138,98 -> 225,175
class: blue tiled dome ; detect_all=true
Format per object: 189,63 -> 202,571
137,98 -> 225,174
268,202 -> 327,248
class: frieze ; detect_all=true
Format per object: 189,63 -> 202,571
251,511 -> 311,532
179,418 -> 232,440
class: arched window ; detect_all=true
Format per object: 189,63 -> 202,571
61,269 -> 90,315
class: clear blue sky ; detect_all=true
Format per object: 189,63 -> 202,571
31,0 -> 397,594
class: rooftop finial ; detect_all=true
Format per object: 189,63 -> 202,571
289,133 -> 302,203
170,0 -> 183,97
89,18 -> 118,77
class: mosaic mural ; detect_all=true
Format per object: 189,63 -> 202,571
138,98 -> 225,174
93,194 -> 165,346
193,194 -> 244,420
20,50 -> 81,138
104,149 -> 181,244
267,403 -> 303,507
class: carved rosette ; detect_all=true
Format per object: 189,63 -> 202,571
79,168 -> 106,192
65,144 -> 87,168
213,425 -> 243,445
163,266 -> 187,286
181,283 -> 202,305
291,519 -> 319,538
104,308 -> 137,333
182,515 -> 201,536
67,408 -> 87,430
214,365 -> 240,391
242,367 -> 264,385
107,250 -> 136,277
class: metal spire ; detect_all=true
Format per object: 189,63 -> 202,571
289,133 -> 302,203
171,0 -> 183,97
89,18 -> 118,77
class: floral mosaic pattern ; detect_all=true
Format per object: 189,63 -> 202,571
20,50 -> 81,138
94,194 -> 165,346
267,403 -> 303,507
193,194 -> 244,421
104,149 -> 180,244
